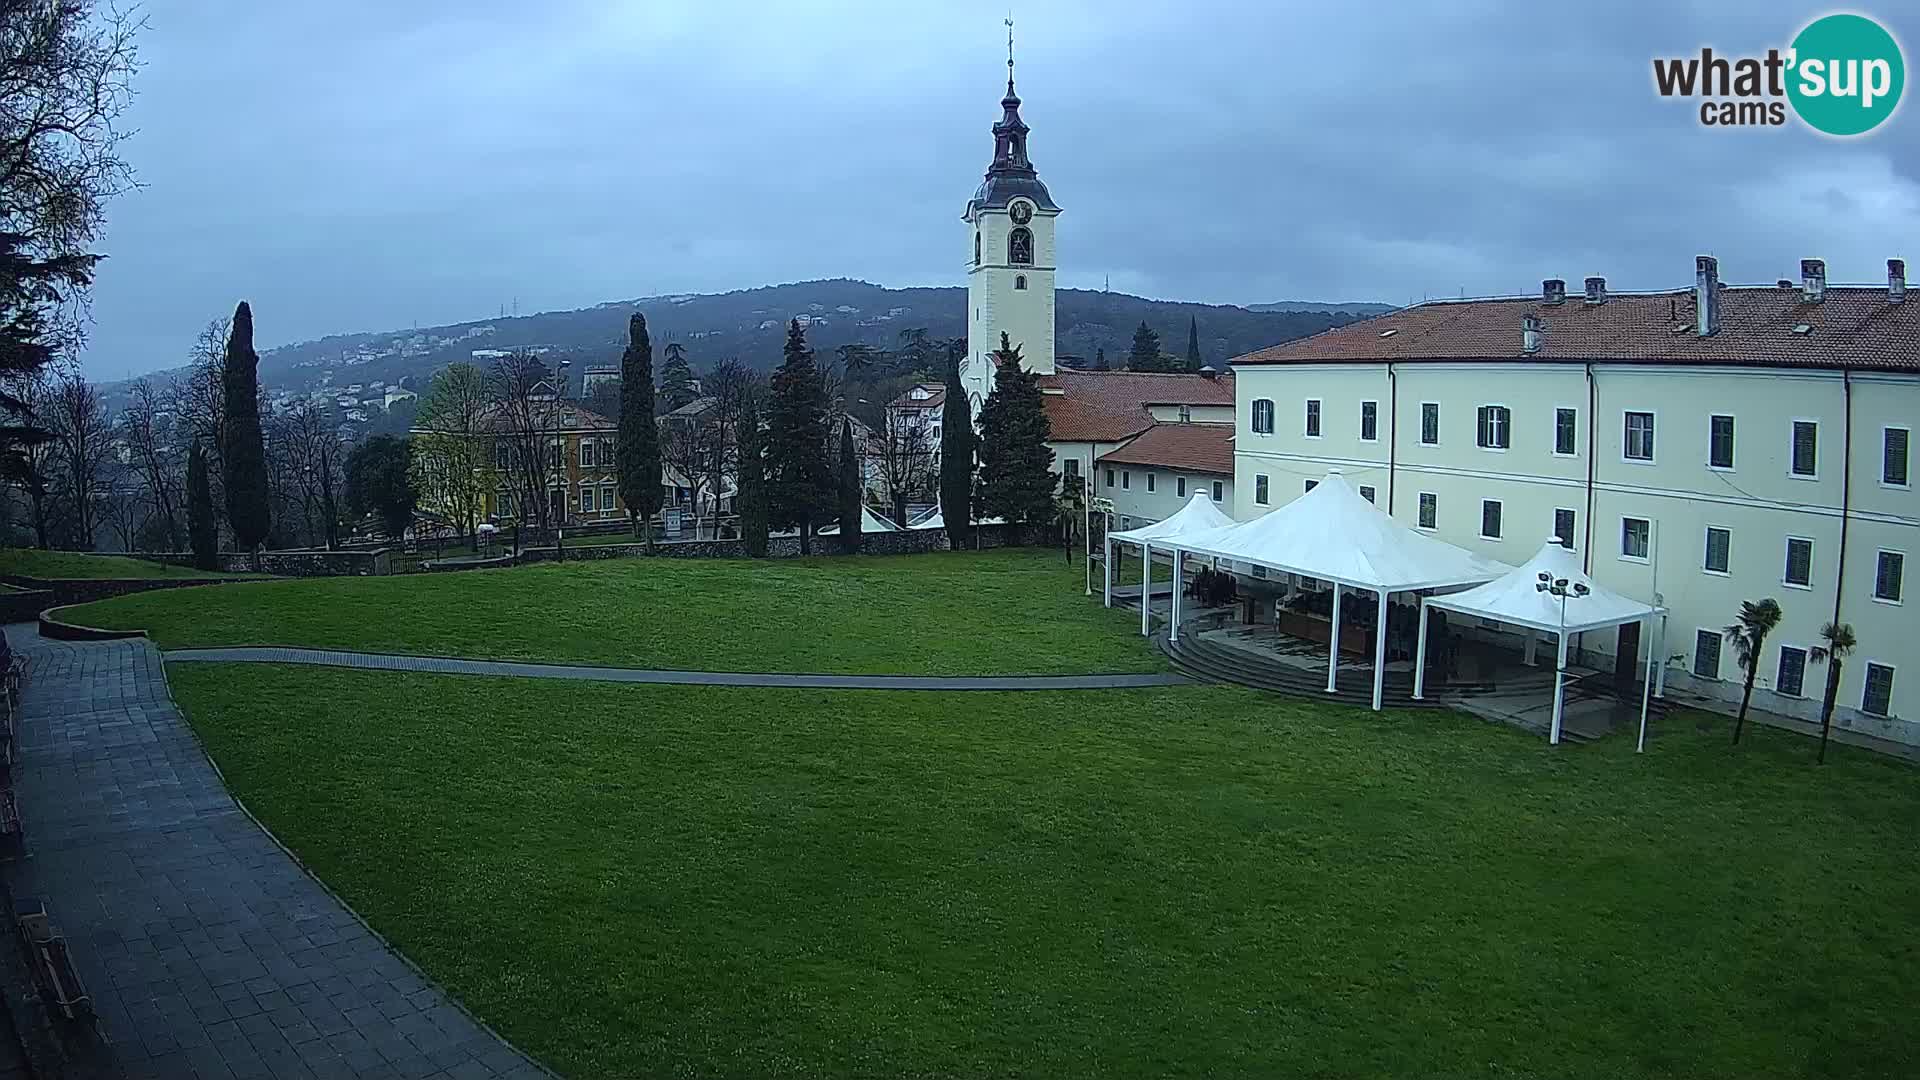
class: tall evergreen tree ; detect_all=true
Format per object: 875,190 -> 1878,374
659,340 -> 698,413
939,343 -> 976,549
220,302 -> 271,553
617,313 -> 663,545
765,320 -> 834,555
976,333 -> 1056,527
1127,321 -> 1163,372
1091,346 -> 1108,371
836,416 -> 863,554
1186,316 -> 1203,370
737,399 -> 769,556
186,441 -> 217,571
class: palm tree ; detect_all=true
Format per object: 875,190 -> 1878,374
836,343 -> 876,381
1809,621 -> 1857,765
1724,598 -> 1783,745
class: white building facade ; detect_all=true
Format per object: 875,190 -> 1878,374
1229,259 -> 1916,743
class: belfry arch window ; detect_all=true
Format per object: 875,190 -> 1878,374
1015,274 -> 1027,290
974,230 -> 981,265
1009,226 -> 1033,266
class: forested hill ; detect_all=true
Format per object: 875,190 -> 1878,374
225,279 -> 1373,396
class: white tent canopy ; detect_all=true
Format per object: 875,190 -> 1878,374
1103,493 -> 1238,632
1163,471 -> 1512,711
820,505 -> 902,535
907,505 -> 1005,531
1172,471 -> 1511,593
1415,538 -> 1666,746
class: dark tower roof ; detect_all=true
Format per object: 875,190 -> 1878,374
965,31 -> 1058,218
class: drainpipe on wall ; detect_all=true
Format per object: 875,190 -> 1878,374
1386,362 -> 1398,515
1582,362 -> 1596,575
1833,370 -> 1853,626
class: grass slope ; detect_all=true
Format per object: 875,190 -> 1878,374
0,548 -> 256,580
68,549 -> 1157,675
169,664 -> 1920,1080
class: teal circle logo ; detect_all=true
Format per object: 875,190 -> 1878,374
1787,14 -> 1904,136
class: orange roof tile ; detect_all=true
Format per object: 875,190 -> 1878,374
1096,423 -> 1235,474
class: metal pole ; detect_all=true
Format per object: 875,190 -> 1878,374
1170,547 -> 1184,642
1371,587 -> 1389,711
1083,474 -> 1093,596
1102,534 -> 1113,608
1654,612 -> 1669,697
1413,599 -> 1431,699
1636,614 -> 1655,753
1326,582 -> 1343,693
1551,626 -> 1569,746
1140,541 -> 1151,636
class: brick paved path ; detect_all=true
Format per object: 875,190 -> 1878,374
2,628 -> 550,1079
164,646 -> 1191,690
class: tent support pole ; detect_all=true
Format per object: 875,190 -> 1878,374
1140,542 -> 1151,636
1653,613 -> 1668,697
1170,548 -> 1184,643
1102,535 -> 1112,608
1326,583 -> 1343,693
1523,628 -> 1537,666
1371,588 -> 1388,712
1413,599 -> 1430,700
1550,631 -> 1569,746
1636,614 -> 1655,753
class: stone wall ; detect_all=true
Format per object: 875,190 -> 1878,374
0,574 -> 239,609
134,549 -> 392,577
0,585 -> 53,624
513,524 -> 1037,564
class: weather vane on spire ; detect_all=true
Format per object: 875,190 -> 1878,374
1005,14 -> 1015,86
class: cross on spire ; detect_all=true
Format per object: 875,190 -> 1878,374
1005,15 -> 1016,94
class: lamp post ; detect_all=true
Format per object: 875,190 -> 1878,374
1535,571 -> 1590,746
550,359 -> 571,558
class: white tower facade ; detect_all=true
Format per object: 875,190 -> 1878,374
960,48 -> 1058,415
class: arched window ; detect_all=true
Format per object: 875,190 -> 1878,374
973,231 -> 981,265
1009,226 -> 1033,266
1251,398 -> 1275,434
1014,274 -> 1027,291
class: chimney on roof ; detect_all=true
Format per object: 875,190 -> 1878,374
1522,313 -> 1542,354
1583,276 -> 1607,304
1542,278 -> 1566,305
1801,258 -> 1826,303
1777,278 -> 1796,289
1890,258 -> 1907,303
1695,255 -> 1720,336
1197,365 -> 1218,380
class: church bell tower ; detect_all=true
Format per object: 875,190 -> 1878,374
960,23 -> 1058,415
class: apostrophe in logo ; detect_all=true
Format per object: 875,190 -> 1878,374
1652,12 -> 1905,136
1787,13 -> 1903,135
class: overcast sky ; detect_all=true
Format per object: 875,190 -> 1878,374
82,1 -> 1919,379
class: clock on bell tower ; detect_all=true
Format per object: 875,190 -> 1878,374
960,26 -> 1058,416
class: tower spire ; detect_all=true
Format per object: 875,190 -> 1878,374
1005,15 -> 1015,95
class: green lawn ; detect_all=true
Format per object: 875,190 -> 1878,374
166,664 -> 1920,1079
0,547 -> 259,580
65,549 -> 1159,675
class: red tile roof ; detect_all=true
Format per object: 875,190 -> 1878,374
888,384 -> 947,410
1096,423 -> 1235,474
1039,369 -> 1235,443
1232,285 -> 1919,372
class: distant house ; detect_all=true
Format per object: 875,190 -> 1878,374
1039,367 -> 1235,499
580,366 -> 620,394
1094,423 -> 1235,531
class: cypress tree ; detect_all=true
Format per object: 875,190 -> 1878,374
938,342 -> 975,550
187,441 -> 218,571
1127,321 -> 1163,372
659,341 -> 698,412
765,319 -> 833,555
976,333 -> 1056,527
617,313 -> 663,546
1091,346 -> 1108,371
220,302 -> 270,553
1186,316 -> 1203,370
737,400 -> 768,556
836,415 -> 863,554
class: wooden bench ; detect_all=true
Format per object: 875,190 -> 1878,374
15,899 -> 90,1023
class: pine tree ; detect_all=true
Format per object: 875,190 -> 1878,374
220,302 -> 270,553
976,333 -> 1056,527
1127,321 -> 1163,372
765,319 -> 834,555
939,343 -> 975,549
187,441 -> 218,571
1186,316 -> 1203,370
837,415 -> 863,554
1091,346 -> 1108,371
659,340 -> 698,412
737,400 -> 768,556
617,313 -> 663,545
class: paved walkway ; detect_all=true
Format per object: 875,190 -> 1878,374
2,627 -> 549,1079
164,647 -> 1191,690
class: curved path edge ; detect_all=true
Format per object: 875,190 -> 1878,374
164,646 -> 1192,690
